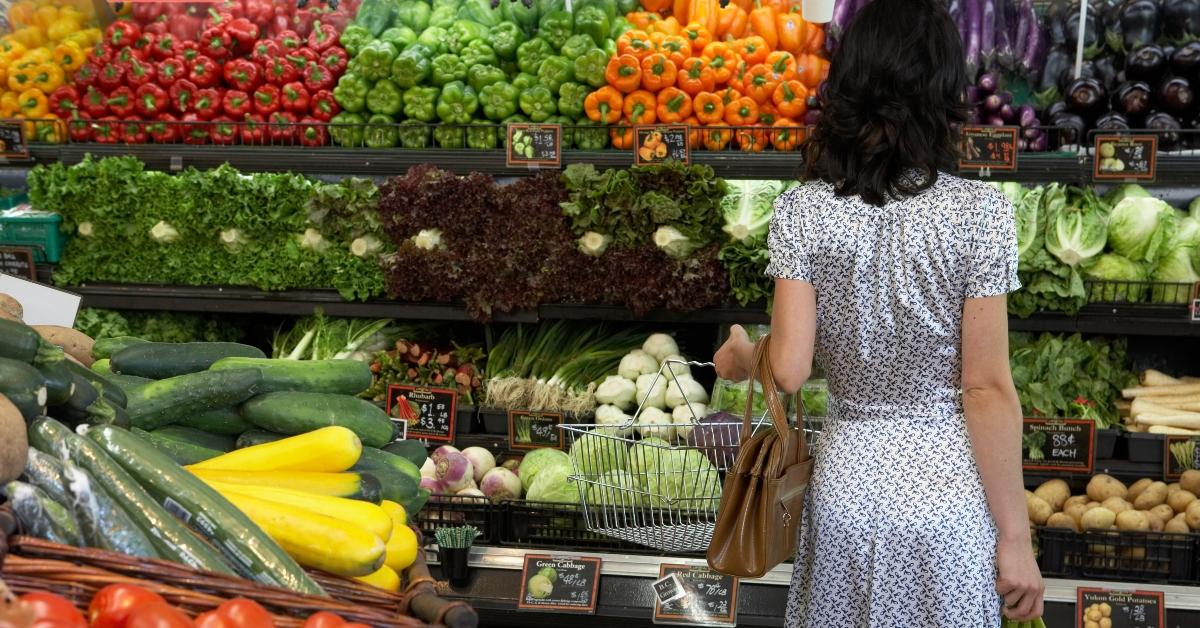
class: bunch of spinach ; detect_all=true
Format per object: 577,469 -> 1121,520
1008,332 -> 1136,427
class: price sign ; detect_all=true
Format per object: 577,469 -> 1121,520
653,564 -> 738,626
1077,588 -> 1164,628
517,554 -> 601,613
634,125 -> 690,165
0,122 -> 28,159
959,126 -> 1018,171
0,247 -> 35,280
1164,435 -> 1200,481
506,124 -> 561,168
1190,283 -> 1199,323
508,410 -> 564,450
1093,135 -> 1157,181
386,384 -> 457,443
1022,418 -> 1095,474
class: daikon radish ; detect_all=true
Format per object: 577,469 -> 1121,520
1132,398 -> 1191,419
1148,425 -> 1200,435
1182,376 -> 1200,384
1141,369 -> 1182,386
1135,413 -> 1200,430
1122,383 -> 1200,399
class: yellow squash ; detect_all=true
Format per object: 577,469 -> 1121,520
355,564 -> 401,592
188,468 -> 379,502
189,426 -> 361,473
209,481 -> 392,542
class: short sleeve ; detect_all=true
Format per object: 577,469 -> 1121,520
964,189 -> 1022,298
765,190 -> 812,282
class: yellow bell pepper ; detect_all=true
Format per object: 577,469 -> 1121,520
33,6 -> 59,31
11,27 -> 46,50
25,115 -> 63,143
47,15 -> 83,43
0,92 -> 19,118
8,3 -> 37,29
53,42 -> 82,72
64,28 -> 99,49
19,48 -> 52,65
18,89 -> 48,118
0,39 -> 28,64
7,66 -> 34,92
31,63 -> 63,92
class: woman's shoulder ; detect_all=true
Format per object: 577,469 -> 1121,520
931,173 -> 1012,215
773,179 -> 835,213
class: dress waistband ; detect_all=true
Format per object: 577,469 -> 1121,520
826,395 -> 963,421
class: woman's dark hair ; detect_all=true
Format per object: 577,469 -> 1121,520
804,0 -> 968,206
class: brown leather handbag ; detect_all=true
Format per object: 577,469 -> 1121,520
706,335 -> 814,578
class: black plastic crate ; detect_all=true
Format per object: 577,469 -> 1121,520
1127,433 -> 1165,464
1037,526 -> 1198,584
413,494 -> 500,547
500,499 -> 705,557
1095,429 -> 1120,460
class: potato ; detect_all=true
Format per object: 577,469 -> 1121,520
1147,515 -> 1164,531
1167,489 -> 1197,514
1101,497 -> 1132,514
1187,500 -> 1200,530
1168,482 -> 1181,495
0,293 -> 21,322
1100,603 -> 1111,618
1081,507 -> 1117,530
1065,502 -> 1090,524
1100,618 -> 1112,628
1127,477 -> 1154,501
0,395 -> 28,485
1115,510 -> 1150,531
1149,504 -> 1176,523
1132,481 -> 1169,510
1064,495 -> 1090,510
1181,470 -> 1200,496
1027,494 -> 1053,525
1046,512 -> 1080,532
1084,621 -> 1099,628
1087,474 -> 1127,502
1034,479 -> 1071,510
1166,513 -> 1191,533
32,325 -> 94,367
1086,501 -> 1102,510
1086,608 -> 1102,621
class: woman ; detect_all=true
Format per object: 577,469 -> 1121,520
713,0 -> 1043,625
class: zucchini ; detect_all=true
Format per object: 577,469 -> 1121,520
23,447 -> 72,505
127,368 -> 264,430
60,460 -> 159,558
173,407 -> 252,435
37,360 -> 75,406
188,468 -> 382,503
208,481 -> 393,542
133,428 -> 223,466
191,426 -> 362,473
87,425 -> 325,594
355,446 -> 421,484
382,439 -> 428,469
211,358 -> 372,395
51,375 -> 127,428
27,418 -> 235,575
112,342 -> 266,379
0,357 -> 47,420
153,426 -> 235,453
356,466 -> 419,513
241,392 -> 396,447
235,429 -> 285,449
3,480 -> 82,546
63,359 -> 128,408
91,358 -> 112,375
92,336 -> 149,360
0,318 -> 65,366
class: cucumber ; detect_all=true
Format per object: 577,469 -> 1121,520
382,439 -> 428,469
0,357 -> 48,419
0,318 -> 65,366
133,428 -> 223,466
127,368 -> 264,430
235,429 -> 285,449
152,426 -> 236,453
51,375 -> 127,428
27,418 -> 235,575
106,372 -> 153,392
64,359 -> 128,408
23,447 -> 71,505
356,466 -> 419,512
355,446 -> 421,484
37,360 -> 75,406
211,358 -> 372,395
92,336 -> 149,360
87,425 -> 325,595
3,480 -> 82,546
60,460 -> 159,559
112,342 -> 266,379
91,358 -> 112,374
173,407 -> 253,435
241,392 -> 396,447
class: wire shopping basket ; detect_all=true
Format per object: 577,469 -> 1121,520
560,359 -> 821,553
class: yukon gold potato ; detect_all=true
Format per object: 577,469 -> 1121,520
1132,481 -> 1168,510
1087,474 -> 1127,502
1166,513 -> 1191,533
1127,478 -> 1154,502
1086,501 -> 1102,510
1168,482 -> 1181,495
1026,494 -> 1053,525
1064,495 -> 1090,510
1181,470 -> 1200,496
1167,489 -> 1197,514
1101,496 -> 1132,514
1065,502 -> 1090,524
1081,507 -> 1117,530
1186,500 -> 1200,530
1046,512 -> 1080,532
1150,504 -> 1176,523
1115,510 -> 1150,531
1147,515 -> 1164,531
1034,479 -> 1071,510
1100,618 -> 1113,628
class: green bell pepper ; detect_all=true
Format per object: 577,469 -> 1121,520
433,125 -> 466,148
500,0 -> 539,35
434,0 -> 461,11
537,11 -> 573,51
574,6 -> 611,48
573,119 -> 608,149
354,0 -> 394,37
466,124 -> 498,149
516,37 -> 554,75
429,5 -> 458,29
364,114 -> 399,148
488,22 -> 527,60
436,81 -> 479,124
616,0 -> 640,14
403,86 -> 440,122
447,20 -> 488,54
460,40 -> 497,68
416,26 -> 449,54
468,64 -> 507,93
367,79 -> 404,116
537,55 -> 573,94
575,0 -> 617,23
480,81 -> 519,121
512,72 -> 538,91
339,25 -> 373,58
431,54 -> 468,86
357,41 -> 398,81
457,0 -> 501,27
392,44 -> 432,88
610,16 -> 633,40
500,113 -> 530,147
519,85 -> 556,122
333,74 -> 370,113
380,27 -> 417,51
560,35 -> 595,61
330,112 -> 366,147
557,82 -> 589,120
573,47 -> 608,88
535,0 -> 564,17
396,0 -> 432,31
545,114 -> 573,147
398,119 -> 431,148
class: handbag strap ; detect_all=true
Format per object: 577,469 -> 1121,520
742,335 -> 808,467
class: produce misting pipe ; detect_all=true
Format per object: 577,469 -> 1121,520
1073,0 -> 1088,79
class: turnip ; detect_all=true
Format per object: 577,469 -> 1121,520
420,457 -> 436,480
435,451 -> 474,493
456,487 -> 485,498
461,446 -> 496,482
432,445 -> 461,461
618,350 -> 658,380
635,374 -> 667,410
641,333 -> 680,362
665,376 -> 710,409
480,467 -> 522,502
594,376 -> 636,410
636,407 -> 674,440
502,458 -> 521,473
420,477 -> 443,493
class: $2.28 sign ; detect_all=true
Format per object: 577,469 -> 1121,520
386,384 -> 457,442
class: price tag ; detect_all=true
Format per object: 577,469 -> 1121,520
517,554 -> 601,614
0,246 -> 36,281
1077,588 -> 1164,628
1022,418 -> 1095,474
1164,435 -> 1200,481
1190,283 -> 1199,323
1093,135 -> 1157,181
508,410 -> 564,450
386,384 -> 457,443
653,564 -> 738,626
506,124 -> 561,168
958,126 -> 1018,172
0,122 -> 28,159
634,125 -> 690,165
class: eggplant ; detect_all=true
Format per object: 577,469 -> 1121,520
1047,100 -> 1069,118
1022,125 -> 1042,140
978,73 -> 999,94
986,115 -> 1007,126
1036,47 -> 1074,99
1017,138 -> 1029,151
803,109 -> 822,127
967,108 -> 983,125
995,0 -> 1014,69
1094,56 -> 1120,91
999,103 -> 1017,123
1126,44 -> 1168,84
1014,0 -> 1033,60
981,0 -> 997,69
984,93 -> 1004,112
1120,0 -> 1161,50
1051,111 -> 1088,146
1020,1 -> 1045,76
1114,81 -> 1154,120
1171,41 -> 1200,82
1045,0 -> 1068,46
1018,104 -> 1039,128
1145,111 -> 1183,150
1066,77 -> 1108,116
1028,133 -> 1049,152
965,0 -> 982,74
1157,76 -> 1194,115
1163,0 -> 1200,42
1096,111 -> 1131,131
999,91 -> 1014,105
966,85 -> 981,105
1066,0 -> 1102,58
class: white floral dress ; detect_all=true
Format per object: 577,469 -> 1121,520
766,173 -> 1021,628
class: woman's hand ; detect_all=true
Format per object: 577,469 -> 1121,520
996,536 -> 1044,621
713,325 -> 754,382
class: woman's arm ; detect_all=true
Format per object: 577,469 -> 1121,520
713,279 -> 816,393
961,294 -> 1043,621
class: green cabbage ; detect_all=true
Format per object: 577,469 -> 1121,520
720,180 -> 784,244
525,462 -> 579,503
1107,197 -> 1176,264
1084,253 -> 1148,303
1105,183 -> 1152,207
1045,190 -> 1107,267
1190,195 -> 1199,220
569,433 -> 629,476
518,448 -> 570,492
1149,216 -> 1200,302
583,470 -> 645,507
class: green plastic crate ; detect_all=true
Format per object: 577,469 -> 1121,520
0,208 -> 67,263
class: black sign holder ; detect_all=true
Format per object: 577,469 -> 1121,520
634,125 -> 690,165
506,124 -> 562,168
0,246 -> 36,280
0,122 -> 28,160
1093,135 -> 1157,181
1022,418 -> 1096,474
652,564 -> 738,626
386,384 -> 457,443
1077,587 -> 1165,628
958,126 -> 1018,175
517,554 -> 602,614
1164,435 -> 1200,481
508,410 -> 564,450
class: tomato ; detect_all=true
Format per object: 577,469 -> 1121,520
214,599 -> 274,628
193,612 -> 235,628
20,592 -> 86,628
124,603 -> 192,628
300,613 -> 344,628
88,585 -> 167,628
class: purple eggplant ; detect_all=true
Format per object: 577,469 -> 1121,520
1096,111 -> 1130,131
1066,0 -> 1102,59
1020,2 -> 1043,76
1163,0 -> 1200,42
1014,0 -> 1032,59
1120,0 -> 1161,50
1094,56 -> 1119,92
967,108 -> 983,124
966,85 -> 981,105
1018,104 -> 1039,127
981,0 -> 997,69
1066,77 -> 1108,116
999,90 -> 1014,105
1145,111 -> 1183,150
1045,0 -> 1068,46
986,115 -> 1007,126
1022,125 -> 1042,140
1158,77 -> 1194,115
1171,41 -> 1200,82
1017,138 -> 1029,151
983,93 -> 1004,112
966,0 -> 983,76
1126,45 -> 1168,84
1050,111 -> 1088,146
1047,100 -> 1069,118
1114,81 -> 1154,120
978,73 -> 999,94
998,103 -> 1016,122
1035,47 -> 1074,104
1028,133 -> 1048,152
829,0 -> 855,42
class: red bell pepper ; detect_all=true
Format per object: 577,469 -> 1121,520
268,111 -> 298,144
143,19 -> 169,37
113,46 -> 146,68
222,90 -> 252,118
92,117 -> 122,144
106,86 -> 136,118
203,9 -> 235,31
178,41 -> 202,62
169,13 -> 205,44
214,1 -> 245,19
156,58 -> 184,86
253,84 -> 281,115
201,26 -> 234,61
290,48 -> 317,68
267,6 -> 292,38
74,61 -> 100,88
319,46 -> 348,75
281,82 -> 310,114
125,58 -> 156,89
302,62 -> 334,92
188,56 -> 220,88
106,20 -> 141,49
209,116 -> 239,145
179,113 -> 210,145
310,90 -> 339,121
82,87 -> 109,118
227,18 -> 261,52
131,32 -> 156,56
151,34 -> 177,61
170,79 -> 198,114
250,39 -> 282,66
244,0 -> 275,27
67,113 -> 93,142
308,21 -> 339,52
96,62 -> 125,92
147,113 -> 179,143
121,118 -> 148,144
276,30 -> 304,51
298,116 -> 328,147
194,88 -> 223,120
241,113 -> 267,144
132,2 -> 166,24
223,59 -> 261,92
136,84 -> 169,117
49,86 -> 78,118
263,57 -> 300,86
292,9 -> 317,38
87,42 -> 112,64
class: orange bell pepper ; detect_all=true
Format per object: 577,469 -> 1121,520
623,90 -> 658,124
639,0 -> 672,13
796,53 -> 827,88
656,87 -> 693,122
733,36 -> 769,65
702,124 -> 733,150
650,16 -> 682,36
690,0 -> 720,35
730,0 -> 755,11
748,6 -> 778,50
628,11 -> 663,31
718,85 -> 742,106
617,31 -> 655,59
724,96 -> 759,125
776,12 -> 806,55
757,101 -> 779,126
676,57 -> 715,96
716,5 -> 749,39
772,80 -> 807,118
692,90 -> 724,124
611,118 -> 637,149
741,64 -> 778,104
771,119 -> 804,151
585,86 -> 624,123
736,127 -> 768,152
606,54 -> 644,93
658,35 -> 691,68
804,20 -> 825,54
766,50 -> 798,81
684,116 -> 704,149
682,22 -> 711,53
701,42 -> 735,84
641,54 -> 677,92
673,0 -> 691,25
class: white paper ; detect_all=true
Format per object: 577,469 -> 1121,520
0,274 -> 80,326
